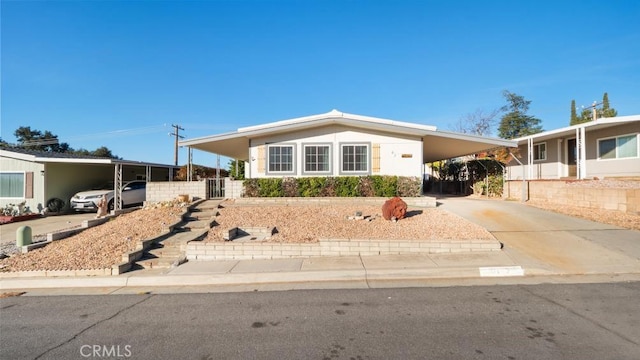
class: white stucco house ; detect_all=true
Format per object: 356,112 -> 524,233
180,110 -> 516,180
0,148 -> 178,213
505,115 -> 640,180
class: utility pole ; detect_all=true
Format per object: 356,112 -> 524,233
169,124 -> 184,166
583,101 -> 603,122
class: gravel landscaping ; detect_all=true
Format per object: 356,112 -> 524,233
205,202 -> 494,243
526,200 -> 640,231
0,204 -> 184,272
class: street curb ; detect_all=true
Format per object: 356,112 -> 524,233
0,266 -> 549,291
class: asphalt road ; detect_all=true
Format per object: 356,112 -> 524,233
2,282 -> 639,360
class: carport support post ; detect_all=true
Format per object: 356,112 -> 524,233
113,163 -> 123,211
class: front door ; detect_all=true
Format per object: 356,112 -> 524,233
567,138 -> 577,177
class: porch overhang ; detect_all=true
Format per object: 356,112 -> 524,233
180,110 -> 517,163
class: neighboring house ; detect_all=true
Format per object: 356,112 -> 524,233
0,148 -> 178,213
505,115 -> 640,180
180,109 -> 516,179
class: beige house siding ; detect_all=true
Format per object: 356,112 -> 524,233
507,122 -> 639,180
248,124 -> 423,178
0,157 -> 45,211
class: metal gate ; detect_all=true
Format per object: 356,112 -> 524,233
207,178 -> 225,199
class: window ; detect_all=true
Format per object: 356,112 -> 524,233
304,144 -> 331,173
533,143 -> 546,161
599,134 -> 638,160
267,144 -> 295,174
0,172 -> 25,198
341,144 -> 369,173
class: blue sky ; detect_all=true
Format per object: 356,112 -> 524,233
2,0 -> 639,167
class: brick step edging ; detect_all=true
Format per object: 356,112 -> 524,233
186,238 -> 500,261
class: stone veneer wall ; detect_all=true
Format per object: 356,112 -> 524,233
505,180 -> 640,214
186,238 -> 500,261
146,181 -> 207,202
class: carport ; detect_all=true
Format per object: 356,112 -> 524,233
0,148 -> 178,212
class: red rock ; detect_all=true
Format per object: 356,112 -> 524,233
382,197 -> 407,221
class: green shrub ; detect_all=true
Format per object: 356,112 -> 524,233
371,175 -> 398,197
320,177 -> 337,197
258,178 -> 283,197
297,177 -> 326,197
397,176 -> 421,197
335,177 -> 360,197
487,174 -> 503,197
242,175 -> 425,198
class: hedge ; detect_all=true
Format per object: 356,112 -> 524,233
243,176 -> 422,198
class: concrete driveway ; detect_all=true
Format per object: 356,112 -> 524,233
438,196 -> 640,275
0,212 -> 97,246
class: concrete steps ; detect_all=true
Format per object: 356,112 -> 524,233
132,200 -> 221,271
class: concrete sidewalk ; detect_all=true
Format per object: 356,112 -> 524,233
2,196 -> 640,295
3,247 -> 640,296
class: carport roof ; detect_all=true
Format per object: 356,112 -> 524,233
180,109 -> 516,163
0,147 -> 178,168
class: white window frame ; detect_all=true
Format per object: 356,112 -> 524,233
340,143 -> 371,175
302,143 -> 332,175
597,133 -> 639,160
266,143 -> 296,175
533,142 -> 546,161
0,171 -> 26,199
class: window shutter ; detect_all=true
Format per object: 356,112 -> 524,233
372,144 -> 381,173
257,146 -> 265,173
25,172 -> 34,198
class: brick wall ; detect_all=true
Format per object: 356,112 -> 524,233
505,180 -> 640,214
186,238 -> 500,261
225,178 -> 244,199
147,181 -> 207,202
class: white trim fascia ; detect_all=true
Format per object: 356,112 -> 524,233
427,130 -> 517,148
0,150 -> 36,161
35,158 -> 114,164
238,109 -> 437,133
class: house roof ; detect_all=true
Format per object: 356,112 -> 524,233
0,147 -> 178,168
512,115 -> 640,144
180,109 -> 516,163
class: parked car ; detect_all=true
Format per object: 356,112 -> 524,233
70,180 -> 146,212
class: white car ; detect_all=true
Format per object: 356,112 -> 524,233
70,181 -> 146,212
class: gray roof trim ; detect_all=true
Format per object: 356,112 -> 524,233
0,148 -> 178,168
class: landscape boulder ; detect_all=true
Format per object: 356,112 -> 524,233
382,197 -> 408,221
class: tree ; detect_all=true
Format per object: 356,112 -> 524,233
573,92 -> 618,124
228,159 -> 245,179
570,100 -> 580,125
13,126 -> 71,152
497,90 -> 543,139
91,146 -> 119,159
599,92 -> 617,118
12,126 -> 119,158
451,108 -> 500,136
